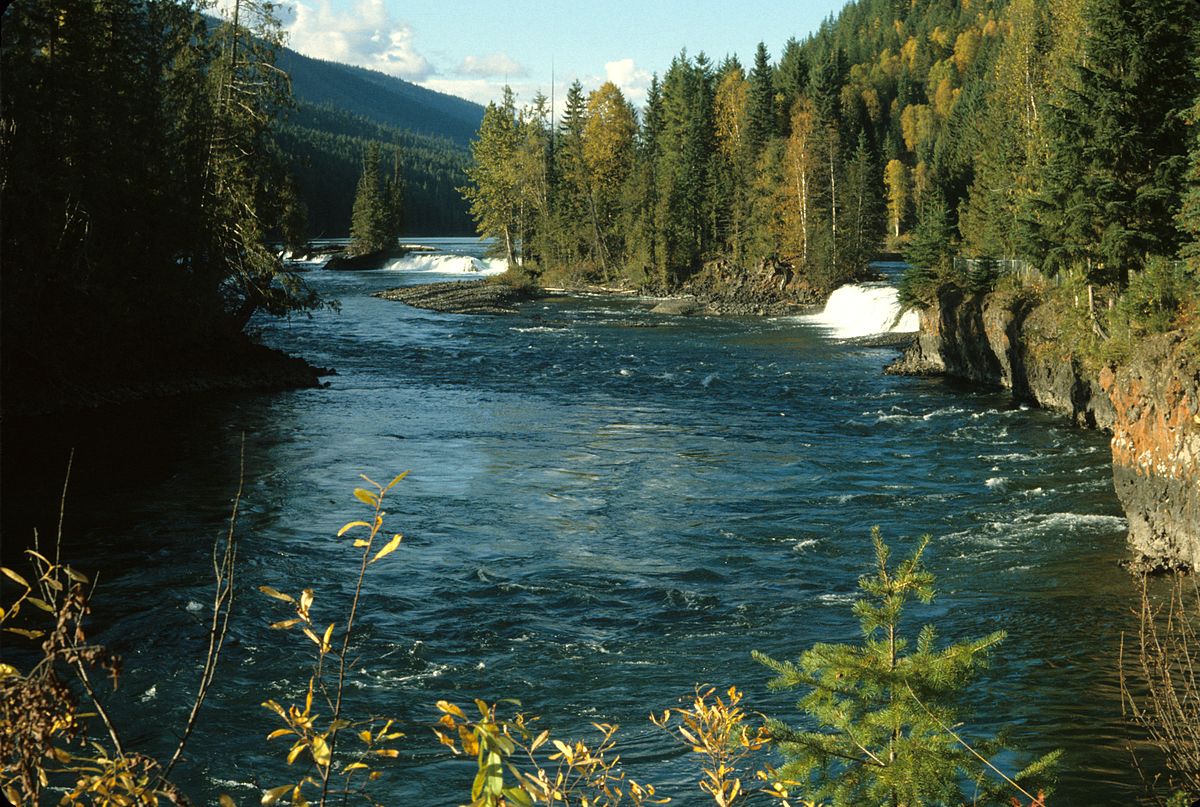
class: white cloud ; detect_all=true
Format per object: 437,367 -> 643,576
603,58 -> 653,105
457,52 -> 527,79
285,0 -> 433,81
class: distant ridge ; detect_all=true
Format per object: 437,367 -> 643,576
277,48 -> 484,146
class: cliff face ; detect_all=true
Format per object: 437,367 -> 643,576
890,286 -> 1199,570
1101,336 -> 1200,569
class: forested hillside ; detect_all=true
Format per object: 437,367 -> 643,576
464,0 -> 1199,304
278,47 -> 483,145
279,103 -> 475,236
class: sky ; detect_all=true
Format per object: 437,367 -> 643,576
274,0 -> 849,113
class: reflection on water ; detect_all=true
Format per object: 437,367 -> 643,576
1,241 -> 1141,804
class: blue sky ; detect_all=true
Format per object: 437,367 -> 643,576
276,0 -> 848,111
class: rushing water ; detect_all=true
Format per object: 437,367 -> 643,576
2,239 -> 1145,804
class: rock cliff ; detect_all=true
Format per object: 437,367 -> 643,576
889,286 -> 1199,569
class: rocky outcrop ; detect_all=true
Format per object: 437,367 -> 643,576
889,285 -> 1199,569
887,286 -> 1113,428
675,258 -> 827,316
325,245 -> 411,271
1101,335 -> 1200,570
374,279 -> 544,314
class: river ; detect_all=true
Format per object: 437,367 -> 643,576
1,238 -> 1144,804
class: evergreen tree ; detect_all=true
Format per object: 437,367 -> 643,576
748,42 -> 776,156
1030,0 -> 1197,283
900,194 -> 957,308
754,529 -> 1060,806
349,142 -> 391,255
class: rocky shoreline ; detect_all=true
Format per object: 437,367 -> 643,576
888,285 -> 1199,571
373,257 -> 832,318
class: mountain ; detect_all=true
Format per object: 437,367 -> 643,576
272,40 -> 485,237
278,48 -> 484,146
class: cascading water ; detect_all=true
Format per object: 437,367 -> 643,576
383,253 -> 508,275
801,281 -> 919,339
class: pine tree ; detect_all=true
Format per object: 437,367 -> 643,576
1179,52 -> 1200,273
1030,0 -> 1197,283
349,142 -> 391,255
754,529 -> 1060,806
748,42 -> 776,157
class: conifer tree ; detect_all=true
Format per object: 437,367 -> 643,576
754,529 -> 1060,806
349,142 -> 391,255
748,42 -> 776,156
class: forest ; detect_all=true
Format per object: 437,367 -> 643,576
464,0 -> 1200,310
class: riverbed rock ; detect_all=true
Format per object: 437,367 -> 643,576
889,285 -> 1199,570
374,279 -> 543,314
650,297 -> 701,315
325,245 -> 409,270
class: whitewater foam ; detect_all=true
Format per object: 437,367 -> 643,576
801,282 -> 920,339
383,253 -> 508,276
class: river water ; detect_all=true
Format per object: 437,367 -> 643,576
2,239 -> 1145,804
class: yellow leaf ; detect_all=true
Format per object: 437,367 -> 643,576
353,488 -> 379,507
261,784 -> 291,805
5,627 -> 44,640
270,619 -> 301,630
64,566 -> 89,584
1,567 -> 30,588
437,700 -> 466,719
302,627 -> 322,649
353,540 -> 369,548
311,735 -> 331,767
321,623 -> 335,651
287,742 -> 306,765
358,730 -> 373,744
384,470 -> 411,491
337,521 -> 372,537
369,534 -> 402,565
0,663 -> 19,679
258,586 -> 294,603
374,749 -> 399,758
300,589 -> 314,614
220,795 -> 238,807
344,762 -> 369,772
26,597 -> 54,613
267,729 -> 294,741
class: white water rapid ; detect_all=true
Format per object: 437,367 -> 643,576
383,253 -> 508,276
801,282 -> 919,339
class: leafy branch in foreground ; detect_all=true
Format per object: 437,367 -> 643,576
433,699 -> 665,806
753,527 -> 1059,806
258,471 -> 409,807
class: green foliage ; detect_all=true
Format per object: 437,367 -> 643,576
900,196 -> 957,308
754,527 -> 1060,806
1101,258 -> 1200,363
278,102 -> 474,236
349,143 -> 404,255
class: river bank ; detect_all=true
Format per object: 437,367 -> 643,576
888,284 -> 1200,570
1,336 -> 329,420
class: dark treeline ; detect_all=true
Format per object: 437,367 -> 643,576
1,0 -> 319,379
279,103 -> 474,238
465,0 -> 1199,298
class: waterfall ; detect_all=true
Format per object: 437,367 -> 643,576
802,282 -> 919,339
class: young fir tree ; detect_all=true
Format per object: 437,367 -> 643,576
748,42 -> 776,157
754,529 -> 1060,806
